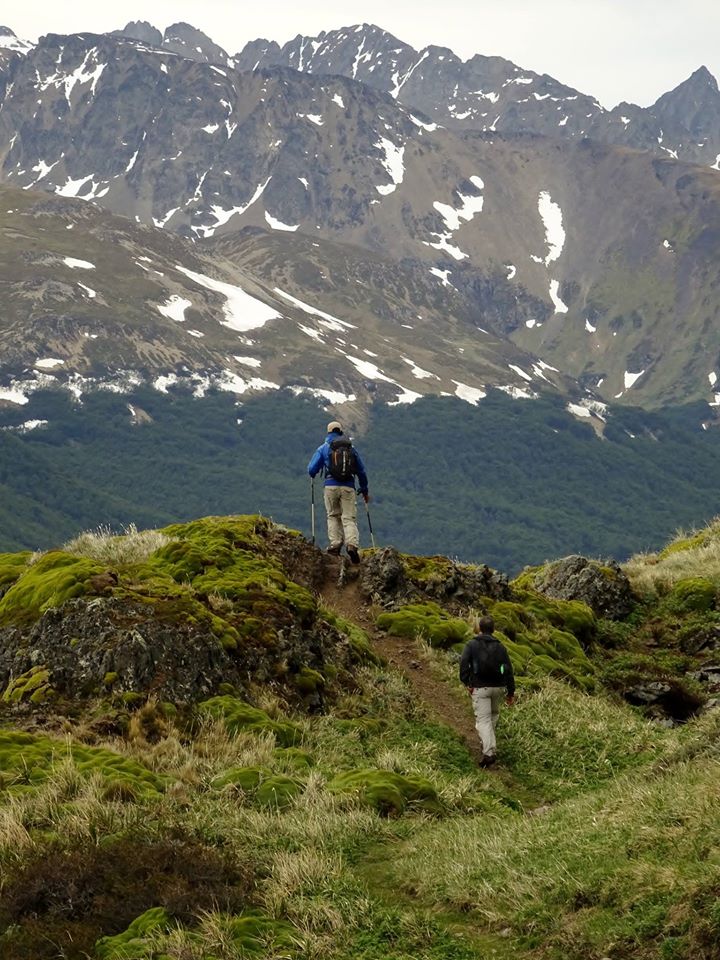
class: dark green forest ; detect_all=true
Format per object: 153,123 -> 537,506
1,387 -> 719,573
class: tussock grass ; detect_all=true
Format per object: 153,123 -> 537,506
393,751 -> 720,955
499,679 -> 671,799
625,517 -> 720,595
63,522 -> 172,565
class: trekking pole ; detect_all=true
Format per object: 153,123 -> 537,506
310,478 -> 316,545
363,496 -> 376,549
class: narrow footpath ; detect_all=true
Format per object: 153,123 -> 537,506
318,554 -> 484,762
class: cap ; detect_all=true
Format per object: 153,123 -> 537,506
327,420 -> 343,433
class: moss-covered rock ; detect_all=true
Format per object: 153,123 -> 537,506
0,551 -> 32,591
485,595 -> 595,690
210,764 -> 304,808
0,516 -> 378,708
664,578 -> 716,614
520,555 -> 635,620
328,768 -> 442,816
95,906 -> 172,959
0,551 -> 103,626
376,602 -> 470,649
2,665 -> 55,703
198,696 -> 301,746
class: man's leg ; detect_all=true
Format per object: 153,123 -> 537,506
339,487 -> 360,556
488,688 -> 505,750
471,687 -> 496,757
324,487 -> 344,551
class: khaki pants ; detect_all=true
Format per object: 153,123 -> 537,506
324,486 -> 359,548
471,686 -> 506,756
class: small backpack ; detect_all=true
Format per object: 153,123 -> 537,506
326,437 -> 357,482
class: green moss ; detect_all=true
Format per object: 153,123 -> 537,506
198,696 -> 301,746
255,773 -> 303,808
210,764 -> 303,807
485,593 -> 594,689
401,553 -> 454,583
658,528 -> 715,559
320,606 -> 381,664
275,747 -> 315,769
95,907 -> 172,959
103,672 -> 118,687
328,768 -> 442,816
210,765 -> 268,791
0,550 -> 32,590
376,602 -> 470,649
0,551 -> 103,625
664,578 -> 716,614
0,731 -> 165,797
293,666 -> 325,694
2,666 -> 54,703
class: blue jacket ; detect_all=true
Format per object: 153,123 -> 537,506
308,433 -> 369,494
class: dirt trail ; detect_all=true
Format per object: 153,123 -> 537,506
318,554 -> 484,764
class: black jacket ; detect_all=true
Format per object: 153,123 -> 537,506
459,633 -> 515,696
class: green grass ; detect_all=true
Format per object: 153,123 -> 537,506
3,519 -> 720,959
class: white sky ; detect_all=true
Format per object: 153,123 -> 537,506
6,0 -> 720,108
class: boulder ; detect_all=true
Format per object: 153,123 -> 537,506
530,555 -> 635,620
360,547 -> 411,606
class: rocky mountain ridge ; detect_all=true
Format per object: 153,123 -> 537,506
235,23 -> 720,168
0,23 -> 720,411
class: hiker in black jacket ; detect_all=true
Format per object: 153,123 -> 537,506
459,614 -> 515,767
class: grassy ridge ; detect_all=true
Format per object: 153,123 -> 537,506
2,517 -> 720,957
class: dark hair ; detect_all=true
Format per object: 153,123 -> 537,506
478,615 -> 494,635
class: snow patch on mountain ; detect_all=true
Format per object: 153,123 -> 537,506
63,257 -> 95,270
0,31 -> 34,54
290,385 -> 357,404
538,191 -> 565,265
176,266 -> 280,332
508,363 -> 532,382
265,211 -> 299,231
375,137 -> 405,195
624,369 -> 645,389
433,176 -> 485,231
402,357 -> 437,379
34,358 -> 65,370
274,288 -> 355,329
157,295 -> 192,322
549,279 -> 568,313
452,380 -> 486,404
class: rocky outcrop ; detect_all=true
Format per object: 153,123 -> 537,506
0,593 -> 358,709
529,555 -> 636,620
360,546 -> 509,610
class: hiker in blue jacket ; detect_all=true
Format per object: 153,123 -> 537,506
308,420 -> 369,564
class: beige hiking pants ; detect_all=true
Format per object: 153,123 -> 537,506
471,686 -> 506,756
324,486 -> 359,548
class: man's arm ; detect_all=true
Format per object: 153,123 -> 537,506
308,445 -> 325,478
353,448 -> 369,496
502,648 -> 516,699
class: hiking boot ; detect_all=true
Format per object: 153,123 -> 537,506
346,545 -> 360,565
479,753 -> 497,768
326,545 -> 341,556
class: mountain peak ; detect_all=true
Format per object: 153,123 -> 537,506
162,21 -> 231,66
689,64 -> 718,88
113,21 -> 163,46
0,26 -> 34,54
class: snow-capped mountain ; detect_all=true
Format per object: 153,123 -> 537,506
0,22 -> 720,415
236,23 -> 720,167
